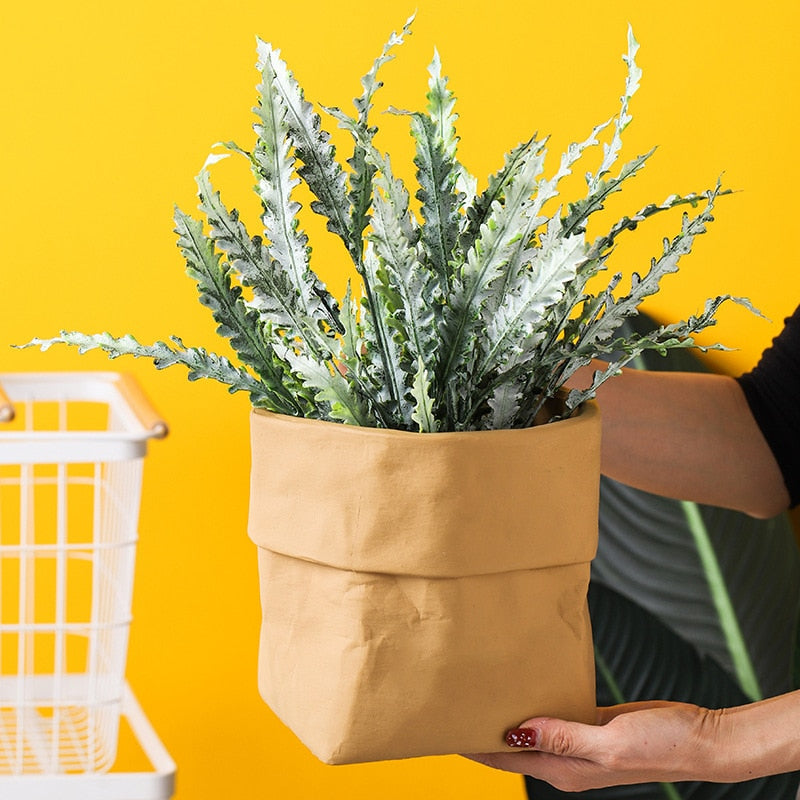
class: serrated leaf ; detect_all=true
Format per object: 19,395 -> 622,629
569,189 -> 722,363
252,50 -> 342,341
354,13 -> 415,126
369,155 -> 438,374
29,27 -> 758,435
174,205 -> 308,414
586,24 -> 642,192
345,14 -> 415,255
22,332 -> 281,409
484,382 -> 523,431
437,139 -> 547,420
460,136 -> 542,253
564,148 -> 656,238
426,47 -> 476,212
258,40 -> 354,261
412,112 -> 463,291
409,358 -> 437,433
360,242 -> 412,426
467,225 -> 587,428
280,346 -> 374,427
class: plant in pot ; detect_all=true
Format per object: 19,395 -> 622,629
26,17 -> 754,764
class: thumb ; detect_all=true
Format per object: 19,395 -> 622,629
507,717 -> 598,759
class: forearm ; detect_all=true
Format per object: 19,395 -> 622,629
705,690 -> 800,782
569,365 -> 790,517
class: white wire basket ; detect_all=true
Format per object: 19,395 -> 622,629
0,372 -> 173,796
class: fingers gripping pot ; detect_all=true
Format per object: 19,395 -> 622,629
247,400 -> 600,764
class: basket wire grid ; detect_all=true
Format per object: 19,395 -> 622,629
0,372 -> 174,798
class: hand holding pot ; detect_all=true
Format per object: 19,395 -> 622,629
466,691 -> 800,789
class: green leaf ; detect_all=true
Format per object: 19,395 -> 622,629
562,294 -> 759,413
483,221 -> 586,373
360,242 -> 412,426
173,205 -> 309,415
460,137 -> 539,253
680,500 -> 761,700
346,141 -> 375,258
281,346 -> 374,427
22,332 -> 279,408
336,284 -> 393,427
587,24 -> 642,192
404,47 -> 472,293
426,49 -> 456,156
369,154 -> 438,375
258,40 -> 354,261
345,13 -> 415,255
410,358 -> 437,433
411,112 -> 463,291
437,139 -> 547,422
469,225 -> 587,428
484,381 -> 522,431
587,190 -> 732,262
252,52 -> 342,341
353,13 -> 415,127
425,48 -> 476,209
28,28 -> 758,434
195,168 -> 335,349
318,106 -> 411,419
564,148 -> 656,238
556,187 -> 730,403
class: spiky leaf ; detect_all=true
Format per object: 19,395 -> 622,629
23,333 -> 279,408
258,41 -> 354,263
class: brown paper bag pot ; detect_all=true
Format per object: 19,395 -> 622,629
248,401 -> 600,765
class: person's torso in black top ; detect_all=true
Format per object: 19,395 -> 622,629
736,304 -> 800,508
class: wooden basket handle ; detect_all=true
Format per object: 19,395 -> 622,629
0,382 -> 15,423
114,374 -> 169,438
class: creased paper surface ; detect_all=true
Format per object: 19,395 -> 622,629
248,404 -> 600,764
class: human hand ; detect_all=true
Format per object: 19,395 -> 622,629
466,701 -> 737,791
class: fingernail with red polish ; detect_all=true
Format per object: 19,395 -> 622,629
506,728 -> 537,748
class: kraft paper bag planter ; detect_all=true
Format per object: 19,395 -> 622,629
248,400 -> 600,764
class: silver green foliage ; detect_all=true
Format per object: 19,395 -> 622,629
27,19 -> 755,431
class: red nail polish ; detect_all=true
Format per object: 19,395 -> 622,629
506,728 -> 537,748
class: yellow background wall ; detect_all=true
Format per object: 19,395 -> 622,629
2,1 -> 799,798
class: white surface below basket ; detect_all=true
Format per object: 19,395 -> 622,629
0,682 -> 175,800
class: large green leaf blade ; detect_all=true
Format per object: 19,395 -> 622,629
595,480 -> 800,698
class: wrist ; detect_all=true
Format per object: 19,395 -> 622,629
701,693 -> 800,782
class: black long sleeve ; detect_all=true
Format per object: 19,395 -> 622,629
736,305 -> 800,508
